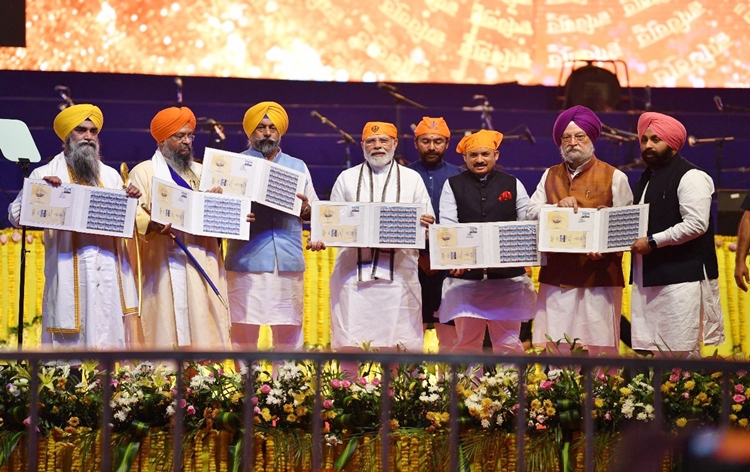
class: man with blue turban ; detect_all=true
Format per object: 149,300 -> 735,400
526,105 -> 633,359
226,101 -> 318,352
8,104 -> 141,350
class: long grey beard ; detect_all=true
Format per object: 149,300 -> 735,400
161,144 -> 193,174
251,136 -> 280,157
65,139 -> 100,185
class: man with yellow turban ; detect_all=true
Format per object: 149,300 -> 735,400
436,129 -> 536,354
8,104 -> 141,350
309,121 -> 434,365
407,117 -> 461,351
526,106 -> 633,360
128,106 -> 231,349
226,101 -> 318,352
630,112 -> 724,357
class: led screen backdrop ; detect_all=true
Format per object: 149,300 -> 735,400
1,0 -> 747,87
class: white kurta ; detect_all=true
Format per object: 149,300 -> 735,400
437,177 -> 536,323
526,165 -> 633,348
129,151 -> 230,349
8,153 -> 138,349
328,161 -> 434,351
630,169 -> 724,352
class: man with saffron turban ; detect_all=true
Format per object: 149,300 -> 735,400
8,104 -> 141,349
128,106 -> 231,349
527,105 -> 633,357
226,101 -> 317,352
437,129 -> 536,354
407,116 -> 461,351
630,112 -> 724,357
309,122 -> 434,362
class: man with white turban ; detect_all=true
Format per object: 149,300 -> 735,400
226,101 -> 317,352
128,106 -> 231,349
8,104 -> 141,349
526,105 -> 633,358
630,112 -> 724,357
309,122 -> 435,359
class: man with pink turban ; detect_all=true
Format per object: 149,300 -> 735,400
630,112 -> 724,357
526,105 -> 633,359
128,106 -> 231,349
8,104 -> 141,350
437,130 -> 536,354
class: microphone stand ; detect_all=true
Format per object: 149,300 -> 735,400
462,96 -> 495,130
310,111 -> 356,169
16,158 -> 31,348
378,84 -> 427,161
601,124 -> 638,168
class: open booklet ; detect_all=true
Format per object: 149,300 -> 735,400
19,178 -> 137,238
310,201 -> 427,249
538,204 -> 649,253
151,177 -> 251,240
429,221 -> 541,269
198,147 -> 305,217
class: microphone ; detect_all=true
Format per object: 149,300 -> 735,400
473,94 -> 488,101
644,85 -> 652,111
310,110 -> 328,124
175,77 -> 183,104
206,118 -> 226,141
54,85 -> 74,108
378,82 -> 397,91
714,95 -> 723,112
688,135 -> 735,146
524,126 -> 536,145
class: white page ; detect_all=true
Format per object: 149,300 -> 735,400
311,201 -> 369,247
200,147 -> 304,217
430,223 -> 485,269
19,178 -> 136,238
151,177 -> 192,232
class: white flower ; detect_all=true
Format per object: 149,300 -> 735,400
166,405 -> 175,416
114,410 -> 129,422
481,418 -> 491,429
547,369 -> 562,381
7,384 -> 20,397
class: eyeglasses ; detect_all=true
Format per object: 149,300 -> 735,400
171,133 -> 195,143
561,133 -> 588,144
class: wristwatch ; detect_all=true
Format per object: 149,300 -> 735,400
647,235 -> 658,250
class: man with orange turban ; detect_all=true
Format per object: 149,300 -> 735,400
226,101 -> 317,352
436,129 -> 536,354
128,106 -> 231,349
407,117 -> 461,351
526,105 -> 633,359
8,104 -> 141,350
309,121 -> 434,364
630,112 -> 724,357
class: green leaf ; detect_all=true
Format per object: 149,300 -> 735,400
114,440 -> 140,472
458,443 -> 471,472
0,431 -> 25,468
333,437 -> 358,471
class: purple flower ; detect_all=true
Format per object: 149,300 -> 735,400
260,384 -> 271,394
733,394 -> 746,403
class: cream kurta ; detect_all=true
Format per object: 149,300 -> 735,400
329,161 -> 434,352
128,151 -> 230,349
8,153 -> 138,349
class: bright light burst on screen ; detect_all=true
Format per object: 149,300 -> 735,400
1,0 -> 748,87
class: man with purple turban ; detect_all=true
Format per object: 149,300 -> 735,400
526,105 -> 633,358
8,104 -> 141,350
128,106 -> 231,349
630,112 -> 724,357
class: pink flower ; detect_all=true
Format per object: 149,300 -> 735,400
540,381 -> 553,390
669,373 -> 680,382
331,379 -> 341,389
187,405 -> 196,415
682,392 -> 690,399
359,377 -> 368,385
738,370 -> 747,378
23,417 -> 31,426
251,396 -> 259,405
254,406 -> 261,414
733,394 -> 746,403
260,384 -> 272,394
682,371 -> 691,379
605,412 -> 612,421
735,384 -> 745,392
323,399 -> 333,409
110,379 -> 118,388
388,389 -> 394,397
179,399 -> 187,408
342,380 -> 351,389
371,378 -> 380,386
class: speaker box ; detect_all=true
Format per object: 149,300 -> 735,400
717,190 -> 748,236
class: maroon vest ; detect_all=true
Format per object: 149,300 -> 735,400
538,157 -> 625,288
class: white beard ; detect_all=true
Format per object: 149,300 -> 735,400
364,148 -> 395,170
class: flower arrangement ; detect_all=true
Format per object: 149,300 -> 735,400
110,361 -> 174,433
661,368 -> 721,430
458,366 -> 518,432
592,371 -> 655,431
252,360 -> 315,430
729,369 -> 750,428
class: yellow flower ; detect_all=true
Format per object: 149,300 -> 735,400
730,414 -> 738,421
231,393 -> 243,404
286,414 -> 298,423
324,410 -> 337,420
612,375 -> 624,384
684,380 -> 695,391
68,417 -> 80,427
295,406 -> 308,417
261,408 -> 272,422
661,382 -> 675,393
619,387 -> 632,396
740,418 -> 749,428
711,372 -> 723,379
283,404 -> 294,413
526,384 -> 538,394
531,399 -> 542,410
696,392 -> 707,402
0,418 -> 4,428
390,419 -> 400,430
292,392 -> 307,405
543,399 -> 553,408
732,404 -> 743,412
675,417 -> 688,428
594,398 -> 605,408
546,407 -> 556,416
